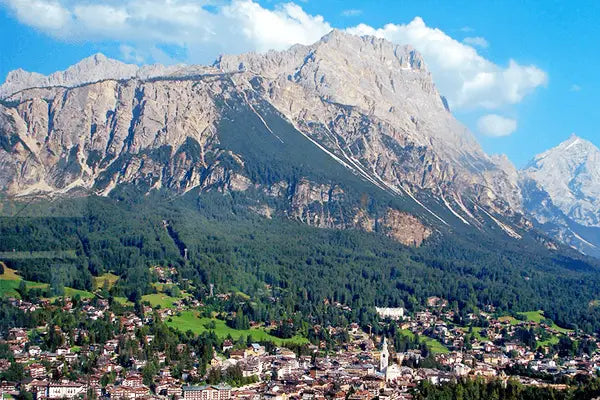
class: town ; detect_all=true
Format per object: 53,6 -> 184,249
1,265 -> 600,400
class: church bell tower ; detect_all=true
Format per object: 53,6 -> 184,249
380,337 -> 389,372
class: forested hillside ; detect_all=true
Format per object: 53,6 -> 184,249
2,190 -> 600,333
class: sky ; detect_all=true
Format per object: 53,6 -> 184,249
0,0 -> 598,167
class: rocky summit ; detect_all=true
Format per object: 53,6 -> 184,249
520,134 -> 600,256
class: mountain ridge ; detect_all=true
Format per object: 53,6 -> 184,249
0,30 -> 569,251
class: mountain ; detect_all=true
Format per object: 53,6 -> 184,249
0,30 -> 528,246
521,134 -> 600,256
4,31 -> 600,332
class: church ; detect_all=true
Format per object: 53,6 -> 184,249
380,337 -> 402,383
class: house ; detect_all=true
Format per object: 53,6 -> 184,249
122,374 -> 144,387
107,385 -> 150,399
245,344 -> 265,358
222,340 -> 234,352
0,381 -> 18,397
182,385 -> 232,400
8,328 -> 28,343
28,363 -> 46,379
46,381 -> 86,399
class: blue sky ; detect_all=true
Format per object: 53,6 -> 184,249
1,0 -> 598,167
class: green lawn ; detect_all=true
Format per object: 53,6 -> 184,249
93,273 -> 119,290
398,329 -> 449,354
498,315 -> 518,324
165,311 -> 308,346
0,265 -> 93,300
141,293 -> 182,308
498,310 -> 571,333
496,310 -> 570,348
0,264 -> 20,280
62,287 -> 94,299
471,327 -> 484,341
0,279 -> 21,297
0,265 -> 25,296
0,278 -> 51,298
521,310 -> 546,323
114,296 -> 133,306
537,336 -> 561,347
143,282 -> 193,308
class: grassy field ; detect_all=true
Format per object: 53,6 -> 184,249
496,310 -> 571,348
0,264 -> 93,300
0,263 -> 20,280
398,329 -> 449,354
521,311 -> 546,323
93,273 -> 119,290
114,296 -> 133,306
499,310 -> 572,333
165,311 -> 308,346
471,327 -> 484,341
62,287 -> 94,299
0,266 -> 46,297
0,279 -> 22,297
537,336 -> 561,347
144,281 -> 194,308
141,293 -> 182,308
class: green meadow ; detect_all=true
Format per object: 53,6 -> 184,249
165,310 -> 308,346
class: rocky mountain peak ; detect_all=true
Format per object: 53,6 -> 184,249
318,29 -> 427,71
521,134 -> 600,230
0,53 -> 139,98
527,134 -> 599,171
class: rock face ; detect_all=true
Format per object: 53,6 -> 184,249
0,31 -> 532,247
520,135 -> 600,256
215,31 -> 522,213
382,209 -> 432,246
0,54 -> 190,98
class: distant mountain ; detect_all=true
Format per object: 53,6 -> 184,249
521,135 -> 600,256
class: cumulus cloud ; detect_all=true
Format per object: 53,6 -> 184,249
1,1 -> 546,111
347,17 -> 547,110
463,36 -> 489,49
1,0 -> 332,61
6,0 -> 71,31
477,114 -> 517,137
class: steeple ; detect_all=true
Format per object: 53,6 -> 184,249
380,337 -> 389,372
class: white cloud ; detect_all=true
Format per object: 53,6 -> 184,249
346,17 -> 547,110
1,0 -> 332,62
5,0 -> 71,31
341,9 -> 362,17
477,114 -> 517,137
1,1 -> 546,111
119,44 -> 145,64
463,36 -> 489,49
